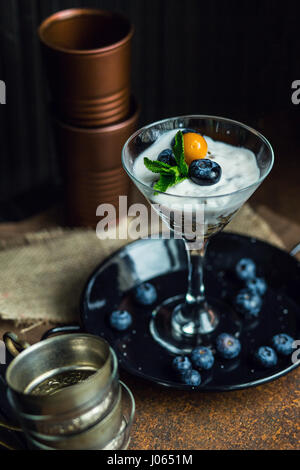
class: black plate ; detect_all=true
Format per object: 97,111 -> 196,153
80,233 -> 300,391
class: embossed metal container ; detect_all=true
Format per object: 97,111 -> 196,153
5,333 -> 119,435
26,385 -> 122,449
24,382 -> 135,450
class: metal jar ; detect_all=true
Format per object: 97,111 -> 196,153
5,333 -> 119,435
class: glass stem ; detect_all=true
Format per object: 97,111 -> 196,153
185,239 -> 208,308
171,238 -> 219,336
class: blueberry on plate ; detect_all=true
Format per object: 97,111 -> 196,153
157,148 -> 177,166
172,356 -> 192,375
235,258 -> 256,281
216,333 -> 241,359
110,310 -> 132,331
246,277 -> 267,296
188,159 -> 222,186
234,288 -> 262,319
191,346 -> 214,370
182,369 -> 201,386
272,333 -> 294,356
171,128 -> 197,147
255,346 -> 278,368
134,282 -> 157,306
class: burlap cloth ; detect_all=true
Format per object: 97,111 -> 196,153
0,204 -> 284,325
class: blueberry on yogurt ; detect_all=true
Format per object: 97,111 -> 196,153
188,159 -> 222,186
157,148 -> 177,166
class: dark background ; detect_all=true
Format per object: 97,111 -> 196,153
0,0 -> 299,221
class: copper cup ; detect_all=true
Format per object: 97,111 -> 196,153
55,98 -> 139,227
38,8 -> 133,127
55,98 -> 139,172
66,183 -> 127,228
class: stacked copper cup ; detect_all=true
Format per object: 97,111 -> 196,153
38,8 -> 139,227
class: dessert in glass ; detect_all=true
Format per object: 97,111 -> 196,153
122,116 -> 274,353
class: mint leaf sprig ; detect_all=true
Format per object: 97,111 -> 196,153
143,130 -> 188,193
173,130 -> 188,177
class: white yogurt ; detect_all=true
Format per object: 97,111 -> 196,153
133,129 -> 260,231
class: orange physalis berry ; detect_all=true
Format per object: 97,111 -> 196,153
183,132 -> 208,165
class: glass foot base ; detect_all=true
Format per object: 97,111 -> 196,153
150,295 -> 241,354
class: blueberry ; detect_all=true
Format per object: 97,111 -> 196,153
139,128 -> 160,144
246,277 -> 267,295
188,159 -> 222,186
234,288 -> 262,319
157,148 -> 177,166
133,282 -> 157,306
255,346 -> 278,368
191,346 -> 214,370
216,333 -> 241,359
171,128 -> 197,147
172,356 -> 192,375
235,258 -> 256,281
182,369 -> 201,386
110,310 -> 132,331
136,129 -> 160,152
272,333 -> 295,356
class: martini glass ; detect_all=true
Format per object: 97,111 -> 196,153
122,116 -> 274,353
